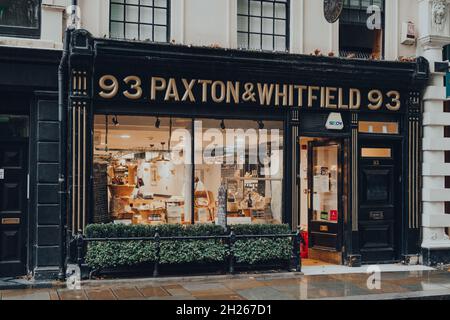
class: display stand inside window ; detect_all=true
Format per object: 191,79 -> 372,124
225,175 -> 281,225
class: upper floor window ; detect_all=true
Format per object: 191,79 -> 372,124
237,0 -> 289,52
339,0 -> 385,59
0,0 -> 40,38
110,0 -> 170,42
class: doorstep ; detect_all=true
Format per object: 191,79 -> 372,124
0,277 -> 65,291
81,271 -> 304,288
301,263 -> 436,276
314,289 -> 450,300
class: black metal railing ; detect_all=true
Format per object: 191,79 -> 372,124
75,230 -> 302,278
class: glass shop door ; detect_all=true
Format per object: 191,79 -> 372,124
307,140 -> 343,252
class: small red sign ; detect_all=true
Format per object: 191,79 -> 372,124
330,210 -> 338,221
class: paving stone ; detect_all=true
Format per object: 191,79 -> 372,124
259,278 -> 303,287
161,284 -> 184,290
112,287 -> 144,299
398,282 -> 449,292
183,282 -> 230,293
237,286 -> 296,300
2,291 -> 51,300
305,288 -> 351,299
137,286 -> 170,298
223,280 -> 266,290
57,289 -> 87,300
146,295 -> 197,300
85,288 -> 117,300
197,294 -> 245,300
164,287 -> 192,297
49,291 -> 60,300
183,283 -> 234,296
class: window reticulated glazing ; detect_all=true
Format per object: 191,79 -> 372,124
237,0 -> 289,52
110,0 -> 170,42
0,0 -> 40,38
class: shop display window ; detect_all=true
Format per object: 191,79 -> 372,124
93,116 -> 284,226
194,119 -> 284,225
93,115 -> 192,225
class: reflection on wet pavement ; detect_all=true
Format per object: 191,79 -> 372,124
1,270 -> 450,300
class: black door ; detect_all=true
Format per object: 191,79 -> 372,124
0,140 -> 28,276
358,141 -> 400,263
308,140 -> 343,251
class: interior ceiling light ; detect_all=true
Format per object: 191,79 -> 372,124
220,119 -> 226,130
152,118 -> 173,163
258,120 -> 265,130
112,115 -> 119,126
155,117 -> 161,129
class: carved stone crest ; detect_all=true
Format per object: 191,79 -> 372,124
324,0 -> 344,23
432,0 -> 448,31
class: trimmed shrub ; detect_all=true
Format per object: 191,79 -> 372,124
84,223 -> 293,270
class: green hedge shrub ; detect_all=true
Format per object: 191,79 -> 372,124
85,241 -> 156,270
230,224 -> 292,264
84,223 -> 293,270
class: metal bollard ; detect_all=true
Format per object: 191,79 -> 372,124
293,230 -> 302,272
153,232 -> 160,277
228,231 -> 236,274
76,231 -> 84,270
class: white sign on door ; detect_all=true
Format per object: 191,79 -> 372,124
0,169 -> 4,180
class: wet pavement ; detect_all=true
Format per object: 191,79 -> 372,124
1,270 -> 450,300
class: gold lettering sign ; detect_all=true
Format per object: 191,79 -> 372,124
96,75 -> 402,112
320,225 -> 329,232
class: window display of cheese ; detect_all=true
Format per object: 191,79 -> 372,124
240,191 -> 267,210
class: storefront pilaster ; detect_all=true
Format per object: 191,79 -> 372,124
347,113 -> 361,267
418,0 -> 450,265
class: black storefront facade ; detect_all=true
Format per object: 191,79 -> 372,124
64,28 -> 429,272
0,46 -> 63,279
0,28 -> 430,280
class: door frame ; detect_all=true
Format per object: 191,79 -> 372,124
301,137 -> 347,254
0,137 -> 29,277
307,139 -> 344,251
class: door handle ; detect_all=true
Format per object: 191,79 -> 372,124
306,189 -> 311,210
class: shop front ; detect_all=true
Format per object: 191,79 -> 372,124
67,29 -> 428,267
0,46 -> 62,279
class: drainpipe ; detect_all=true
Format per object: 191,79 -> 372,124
57,0 -> 78,282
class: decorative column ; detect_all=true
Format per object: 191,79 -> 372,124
418,0 -> 450,265
67,29 -> 94,236
348,113 -> 361,267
